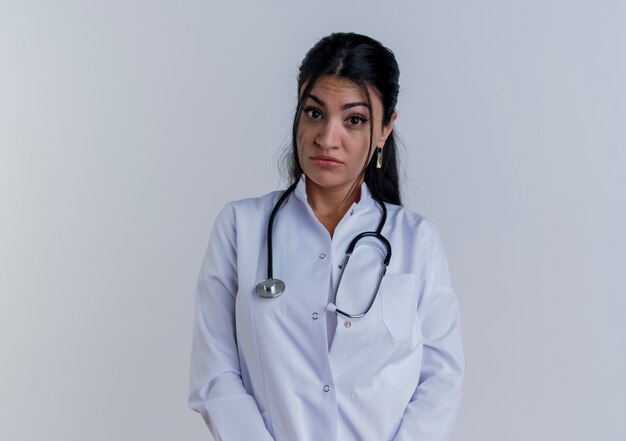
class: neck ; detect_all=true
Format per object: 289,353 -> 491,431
305,177 -> 362,237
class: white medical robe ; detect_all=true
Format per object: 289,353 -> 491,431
188,175 -> 464,441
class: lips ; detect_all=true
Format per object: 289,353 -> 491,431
310,155 -> 344,168
310,155 -> 343,164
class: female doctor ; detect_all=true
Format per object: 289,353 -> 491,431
188,32 -> 464,441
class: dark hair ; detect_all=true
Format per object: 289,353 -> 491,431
287,32 -> 402,205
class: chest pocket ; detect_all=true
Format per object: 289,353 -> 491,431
380,274 -> 420,345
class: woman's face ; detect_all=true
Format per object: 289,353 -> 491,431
296,75 -> 397,195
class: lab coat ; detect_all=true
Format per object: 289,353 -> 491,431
188,175 -> 464,441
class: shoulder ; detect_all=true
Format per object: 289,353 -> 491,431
382,204 -> 452,284
229,189 -> 283,213
211,189 -> 286,241
383,202 -> 450,263
216,189 -> 283,221
383,202 -> 436,241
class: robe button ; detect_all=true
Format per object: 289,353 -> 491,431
319,253 -> 326,259
323,385 -> 330,392
312,312 -> 319,320
344,321 -> 351,328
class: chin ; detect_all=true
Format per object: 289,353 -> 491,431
304,171 -> 354,191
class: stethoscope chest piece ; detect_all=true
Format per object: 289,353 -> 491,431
255,278 -> 286,298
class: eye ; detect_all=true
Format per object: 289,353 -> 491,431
304,107 -> 322,120
347,115 -> 368,126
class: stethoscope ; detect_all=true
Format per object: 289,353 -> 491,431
255,182 -> 392,318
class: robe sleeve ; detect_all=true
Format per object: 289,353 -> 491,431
393,222 -> 465,441
188,203 -> 274,441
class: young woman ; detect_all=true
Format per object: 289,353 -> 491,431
188,32 -> 464,441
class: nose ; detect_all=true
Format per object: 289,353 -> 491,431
315,119 -> 341,149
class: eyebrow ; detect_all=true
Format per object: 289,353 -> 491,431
307,94 -> 369,110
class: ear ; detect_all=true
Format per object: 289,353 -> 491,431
377,111 -> 398,148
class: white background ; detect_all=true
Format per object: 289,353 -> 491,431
1,1 -> 625,440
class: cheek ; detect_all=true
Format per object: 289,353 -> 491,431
296,123 -> 316,151
295,129 -> 309,165
295,132 -> 305,157
350,136 -> 374,160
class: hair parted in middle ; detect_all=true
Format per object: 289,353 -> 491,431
286,32 -> 402,205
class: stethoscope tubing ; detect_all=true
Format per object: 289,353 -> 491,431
264,182 -> 298,280
256,181 -> 391,318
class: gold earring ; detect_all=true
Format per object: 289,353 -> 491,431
376,148 -> 383,169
